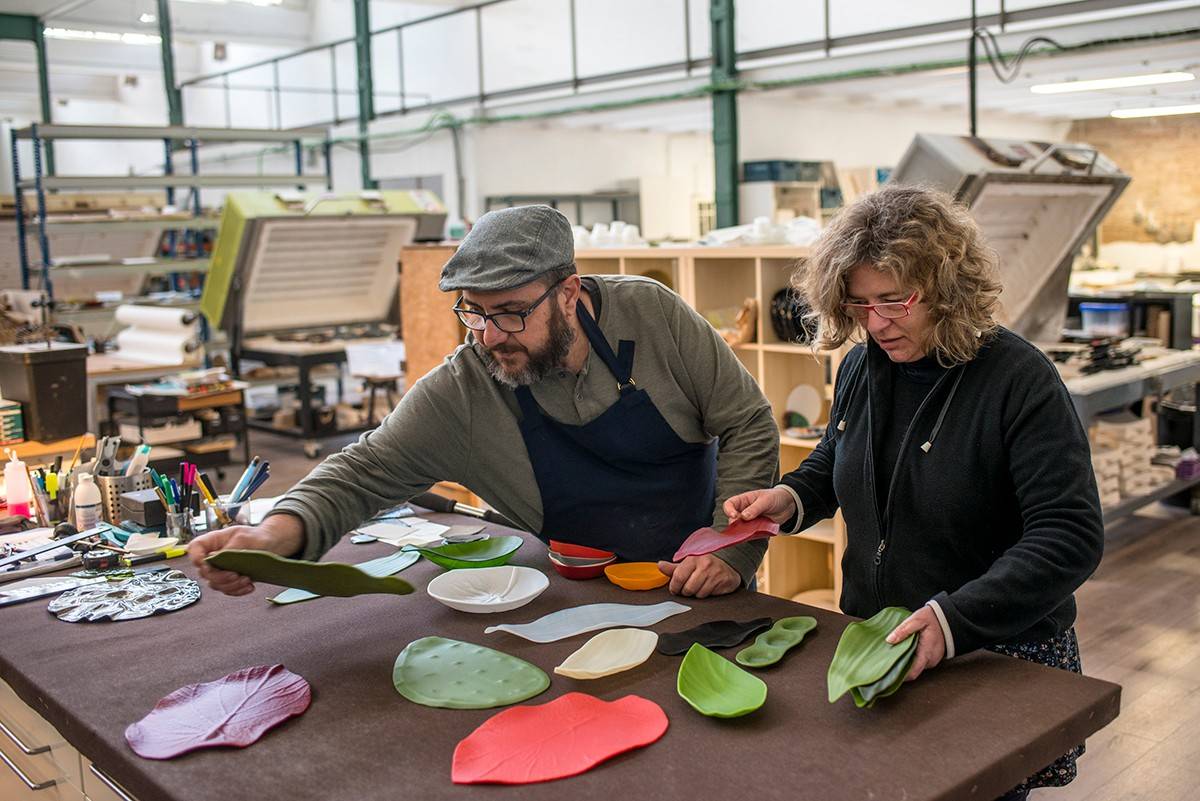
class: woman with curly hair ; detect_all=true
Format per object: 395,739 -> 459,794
726,185 -> 1103,801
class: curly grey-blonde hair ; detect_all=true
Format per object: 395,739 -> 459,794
795,184 -> 1002,366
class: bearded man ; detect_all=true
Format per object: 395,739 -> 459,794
190,205 -> 779,598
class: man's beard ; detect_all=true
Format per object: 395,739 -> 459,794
474,301 -> 576,389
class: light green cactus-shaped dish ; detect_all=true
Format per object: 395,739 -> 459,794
392,636 -> 550,709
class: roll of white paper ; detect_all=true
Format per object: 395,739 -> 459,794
114,305 -> 197,331
114,330 -> 198,365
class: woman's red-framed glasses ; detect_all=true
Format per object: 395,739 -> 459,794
841,291 -> 919,321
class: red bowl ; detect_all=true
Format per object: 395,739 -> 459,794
547,551 -> 616,567
548,540 -> 615,560
547,551 -> 615,580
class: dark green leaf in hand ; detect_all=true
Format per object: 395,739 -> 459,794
206,549 -> 414,597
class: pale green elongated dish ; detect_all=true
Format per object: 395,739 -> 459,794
392,636 -> 549,709
206,549 -> 414,597
268,551 -> 420,605
735,616 -> 818,668
852,640 -> 918,708
402,535 -> 523,569
677,643 -> 767,718
827,606 -> 915,703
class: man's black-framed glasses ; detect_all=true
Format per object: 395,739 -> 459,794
452,277 -> 565,334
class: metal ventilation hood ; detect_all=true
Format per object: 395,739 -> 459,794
889,133 -> 1129,343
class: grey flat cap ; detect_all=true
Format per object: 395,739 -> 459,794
439,205 -> 574,293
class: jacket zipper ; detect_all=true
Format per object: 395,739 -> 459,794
870,361 -> 958,608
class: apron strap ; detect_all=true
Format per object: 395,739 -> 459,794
514,384 -> 541,420
578,303 -> 637,394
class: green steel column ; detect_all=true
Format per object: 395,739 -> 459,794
354,0 -> 376,189
157,0 -> 183,126
710,0 -> 738,228
33,22 -> 54,175
0,14 -> 54,174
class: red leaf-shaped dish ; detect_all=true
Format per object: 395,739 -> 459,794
452,692 -> 668,785
125,665 -> 311,759
672,516 -> 781,561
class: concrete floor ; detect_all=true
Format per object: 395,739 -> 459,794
244,429 -> 1200,800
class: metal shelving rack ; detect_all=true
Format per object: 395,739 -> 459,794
1063,350 -> 1200,523
10,123 -> 332,301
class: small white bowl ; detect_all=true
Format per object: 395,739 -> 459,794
426,566 -> 549,614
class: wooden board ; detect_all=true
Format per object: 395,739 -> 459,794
399,245 -> 466,383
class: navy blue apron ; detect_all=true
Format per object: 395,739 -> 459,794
514,303 -> 718,562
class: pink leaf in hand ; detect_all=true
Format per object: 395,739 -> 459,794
672,517 -> 780,561
125,665 -> 311,760
452,692 -> 668,785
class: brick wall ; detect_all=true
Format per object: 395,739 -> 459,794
1067,116 -> 1200,244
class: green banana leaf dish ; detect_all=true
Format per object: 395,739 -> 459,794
402,535 -> 523,569
851,641 -> 918,708
827,606 -> 916,704
677,643 -> 767,718
206,549 -> 414,597
268,551 -> 420,605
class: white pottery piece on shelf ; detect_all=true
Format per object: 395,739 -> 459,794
785,383 -> 823,426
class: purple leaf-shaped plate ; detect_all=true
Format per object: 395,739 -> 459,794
125,664 -> 311,759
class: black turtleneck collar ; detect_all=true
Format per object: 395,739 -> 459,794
895,352 -> 947,385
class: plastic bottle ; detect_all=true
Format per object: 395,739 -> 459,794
73,472 -> 102,530
4,453 -> 30,518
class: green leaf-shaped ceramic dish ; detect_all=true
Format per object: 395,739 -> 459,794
392,636 -> 549,709
851,641 -> 917,708
402,535 -> 523,569
205,549 -> 414,597
268,551 -> 420,605
827,606 -> 915,704
735,616 -> 818,668
677,643 -> 767,718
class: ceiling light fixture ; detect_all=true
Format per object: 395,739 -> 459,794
1110,103 -> 1200,119
1031,71 -> 1194,94
43,27 -> 161,45
175,0 -> 284,6
139,13 -> 156,23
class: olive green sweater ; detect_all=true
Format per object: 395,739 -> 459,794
269,274 -> 780,585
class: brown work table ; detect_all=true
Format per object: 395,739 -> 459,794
0,513 -> 1120,801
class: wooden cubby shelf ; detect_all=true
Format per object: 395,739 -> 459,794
574,247 -> 848,612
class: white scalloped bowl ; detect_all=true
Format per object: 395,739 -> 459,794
426,566 -> 549,614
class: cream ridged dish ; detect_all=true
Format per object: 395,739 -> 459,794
426,566 -> 549,614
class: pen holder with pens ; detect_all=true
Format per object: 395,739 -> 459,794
166,509 -> 198,543
204,495 -> 246,533
96,472 -> 153,525
28,470 -> 75,525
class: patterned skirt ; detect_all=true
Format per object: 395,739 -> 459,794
987,627 -> 1085,791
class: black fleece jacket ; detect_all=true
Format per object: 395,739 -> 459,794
782,328 -> 1104,655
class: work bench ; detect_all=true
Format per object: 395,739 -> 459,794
0,512 -> 1120,801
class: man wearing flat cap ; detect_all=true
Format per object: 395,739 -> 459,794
191,205 -> 779,598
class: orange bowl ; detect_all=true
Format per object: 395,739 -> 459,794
604,562 -> 669,591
